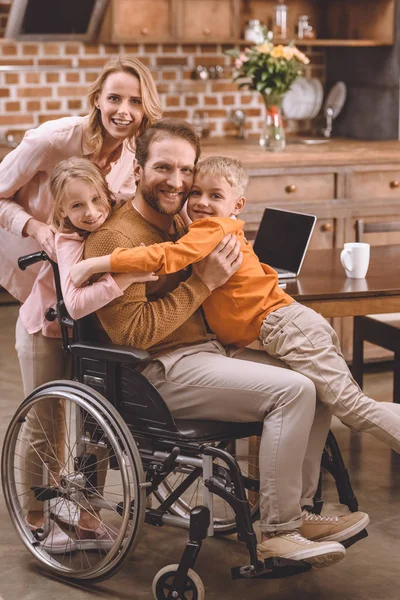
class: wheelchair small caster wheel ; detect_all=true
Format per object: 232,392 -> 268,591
152,564 -> 205,600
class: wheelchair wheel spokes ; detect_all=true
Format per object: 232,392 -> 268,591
153,437 -> 260,534
1,382 -> 145,582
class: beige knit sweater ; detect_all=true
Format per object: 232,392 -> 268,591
84,202 -> 211,356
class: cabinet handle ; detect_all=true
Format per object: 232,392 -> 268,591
320,222 -> 333,232
203,28 -> 211,36
390,180 -> 400,189
141,27 -> 149,35
285,184 -> 297,193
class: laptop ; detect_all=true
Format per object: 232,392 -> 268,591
252,208 -> 317,280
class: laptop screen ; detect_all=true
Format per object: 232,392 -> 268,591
253,208 -> 316,275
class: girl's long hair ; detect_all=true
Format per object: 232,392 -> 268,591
86,56 -> 162,157
50,157 -> 114,233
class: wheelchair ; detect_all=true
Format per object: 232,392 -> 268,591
1,251 -> 366,599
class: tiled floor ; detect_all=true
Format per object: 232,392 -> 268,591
1,304 -> 399,600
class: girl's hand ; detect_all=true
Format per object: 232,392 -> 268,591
113,271 -> 159,291
23,218 -> 56,261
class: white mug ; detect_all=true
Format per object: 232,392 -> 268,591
340,242 -> 370,279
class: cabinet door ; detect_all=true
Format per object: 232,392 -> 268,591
100,0 -> 176,43
179,0 -> 239,42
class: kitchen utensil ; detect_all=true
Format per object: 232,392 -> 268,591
322,81 -> 347,138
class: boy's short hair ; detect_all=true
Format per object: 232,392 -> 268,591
195,156 -> 249,196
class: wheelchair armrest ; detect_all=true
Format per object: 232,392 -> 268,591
69,342 -> 151,365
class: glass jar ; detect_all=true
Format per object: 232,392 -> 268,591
244,20 -> 264,45
297,15 -> 315,39
274,0 -> 288,40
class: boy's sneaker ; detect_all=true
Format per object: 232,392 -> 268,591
299,509 -> 370,543
257,530 -> 345,569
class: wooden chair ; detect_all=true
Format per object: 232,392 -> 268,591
352,219 -> 400,403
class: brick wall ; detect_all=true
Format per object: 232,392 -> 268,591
0,29 -> 326,141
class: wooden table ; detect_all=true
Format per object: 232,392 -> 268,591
285,245 -> 400,318
249,245 -> 400,492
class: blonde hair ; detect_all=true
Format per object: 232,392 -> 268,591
50,157 -> 114,233
195,156 -> 249,196
87,56 -> 163,157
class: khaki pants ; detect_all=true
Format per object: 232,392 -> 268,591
260,301 -> 400,453
142,340 -> 327,533
15,317 -> 107,512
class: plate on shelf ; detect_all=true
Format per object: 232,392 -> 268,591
309,78 -> 324,119
283,76 -> 323,120
324,81 -> 347,118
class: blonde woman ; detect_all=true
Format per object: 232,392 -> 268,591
0,57 -> 161,551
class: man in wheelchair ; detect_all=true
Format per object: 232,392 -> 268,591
83,118 -> 369,569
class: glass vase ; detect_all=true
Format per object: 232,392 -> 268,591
259,93 -> 286,152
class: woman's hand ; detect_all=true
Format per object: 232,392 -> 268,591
113,272 -> 159,291
192,234 -> 243,292
23,218 -> 56,261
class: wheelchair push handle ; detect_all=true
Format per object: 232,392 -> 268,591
18,251 -> 49,271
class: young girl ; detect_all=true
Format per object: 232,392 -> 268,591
20,156 -> 157,552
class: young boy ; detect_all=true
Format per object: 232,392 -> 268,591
72,155 -> 400,456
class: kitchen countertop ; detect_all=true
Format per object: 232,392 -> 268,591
2,138 -> 400,169
200,137 -> 400,169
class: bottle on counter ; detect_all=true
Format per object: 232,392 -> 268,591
274,0 -> 288,40
244,19 -> 265,45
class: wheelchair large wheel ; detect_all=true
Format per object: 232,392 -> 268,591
153,437 -> 260,534
2,381 -> 145,583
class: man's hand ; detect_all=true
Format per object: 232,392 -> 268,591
192,234 -> 243,292
23,218 -> 56,261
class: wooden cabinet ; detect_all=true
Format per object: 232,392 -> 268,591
99,0 -> 395,46
100,0 -> 239,44
243,0 -> 395,46
179,0 -> 239,42
99,0 -> 177,43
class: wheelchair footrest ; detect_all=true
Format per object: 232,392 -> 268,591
231,557 -> 311,580
341,527 -> 368,549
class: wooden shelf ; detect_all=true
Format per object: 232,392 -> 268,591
237,39 -> 393,47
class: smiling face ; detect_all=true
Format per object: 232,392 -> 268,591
136,137 -> 196,216
187,172 -> 245,221
61,179 -> 110,233
95,71 -> 145,142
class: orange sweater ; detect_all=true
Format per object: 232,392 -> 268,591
110,217 -> 293,347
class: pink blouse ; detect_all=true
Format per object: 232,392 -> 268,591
0,115 -> 136,302
20,232 -> 123,338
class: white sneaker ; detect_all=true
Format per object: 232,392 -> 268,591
49,497 -> 80,526
27,519 -> 77,555
257,530 -> 345,569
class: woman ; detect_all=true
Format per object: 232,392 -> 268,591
0,56 -> 162,549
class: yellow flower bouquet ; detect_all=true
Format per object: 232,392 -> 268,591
226,37 -> 310,150
226,38 -> 309,99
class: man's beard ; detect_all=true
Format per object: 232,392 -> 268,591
141,179 -> 189,216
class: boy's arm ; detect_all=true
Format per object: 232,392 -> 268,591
71,218 -> 241,286
84,228 -> 212,350
110,218 -> 241,274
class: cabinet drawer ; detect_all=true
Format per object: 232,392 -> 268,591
246,173 -> 335,203
100,0 -> 175,43
352,170 -> 400,200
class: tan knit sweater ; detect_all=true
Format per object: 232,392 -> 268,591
84,202 -> 211,356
